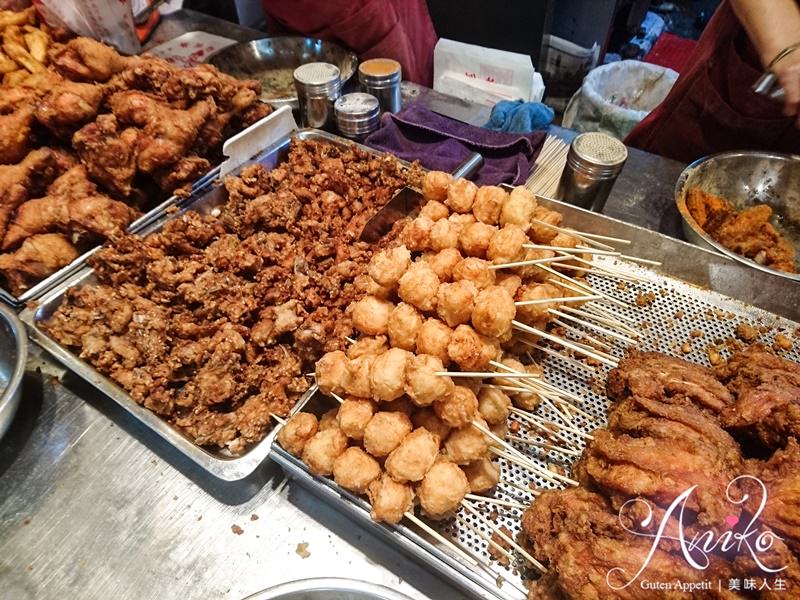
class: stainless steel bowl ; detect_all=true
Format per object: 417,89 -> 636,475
675,151 -> 800,281
0,302 -> 26,439
242,578 -> 415,600
208,37 -> 358,108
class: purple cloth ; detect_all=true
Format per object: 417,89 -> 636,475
364,103 -> 546,186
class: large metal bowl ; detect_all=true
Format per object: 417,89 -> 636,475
208,37 -> 358,107
675,151 -> 800,281
242,578 -> 415,600
0,302 -> 26,439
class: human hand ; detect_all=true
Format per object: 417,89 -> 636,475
772,49 -> 800,125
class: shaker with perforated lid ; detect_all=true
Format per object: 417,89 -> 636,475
359,58 -> 402,114
335,93 -> 380,141
556,132 -> 628,212
293,62 -> 342,130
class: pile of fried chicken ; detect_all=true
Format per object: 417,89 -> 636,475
522,346 -> 800,599
685,188 -> 797,274
42,139 -> 421,454
0,36 -> 271,295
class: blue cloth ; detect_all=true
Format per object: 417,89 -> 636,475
486,100 -> 555,133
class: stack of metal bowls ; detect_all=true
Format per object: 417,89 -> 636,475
0,302 -> 26,439
674,151 -> 800,281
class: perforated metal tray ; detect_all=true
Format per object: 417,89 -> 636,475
270,196 -> 800,600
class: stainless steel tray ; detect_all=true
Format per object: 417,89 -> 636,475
269,197 -> 800,599
19,128 -> 409,480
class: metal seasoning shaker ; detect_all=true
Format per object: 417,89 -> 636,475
556,132 -> 628,212
293,62 -> 342,130
335,93 -> 381,141
358,58 -> 402,113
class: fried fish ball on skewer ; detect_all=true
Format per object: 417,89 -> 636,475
448,212 -> 476,228
277,412 -> 319,456
445,416 -> 490,464
385,427 -> 441,482
446,177 -> 479,213
344,354 -> 374,398
419,199 -> 450,221
371,348 -> 412,402
412,407 -> 452,441
434,385 -> 478,428
452,257 -> 495,289
422,248 -> 462,282
346,335 -> 388,359
333,447 -> 382,493
500,186 -> 536,232
487,224 -> 527,265
387,302 -> 424,351
315,350 -> 350,396
368,473 -> 415,524
368,244 -> 411,288
495,272 -> 522,297
477,387 -> 512,425
364,411 -> 413,457
529,205 -> 563,243
422,170 -> 453,202
319,408 -> 340,431
436,280 -> 477,327
515,283 -> 563,323
418,461 -> 470,519
400,216 -> 433,252
398,262 -> 440,312
302,427 -> 348,476
406,353 -> 453,406
351,295 -> 394,336
416,317 -> 453,365
337,397 -> 376,440
473,185 -> 508,225
429,217 -> 459,251
460,222 -> 497,258
447,324 -> 499,371
354,273 -> 393,300
472,285 -> 515,338
462,458 -> 500,494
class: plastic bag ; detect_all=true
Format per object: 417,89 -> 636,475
33,0 -> 140,55
562,60 -> 678,140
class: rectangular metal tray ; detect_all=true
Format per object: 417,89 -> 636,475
19,128 -> 410,480
269,196 -> 800,599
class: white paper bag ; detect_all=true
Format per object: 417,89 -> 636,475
35,0 -> 141,55
433,38 -> 545,106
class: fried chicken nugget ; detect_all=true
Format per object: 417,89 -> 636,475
277,412 -> 319,456
337,397 -> 376,440
385,427 -> 440,482
462,458 -> 500,494
452,257 -> 495,289
370,348 -> 411,402
363,411 -> 413,457
418,461 -> 470,519
368,473 -> 414,524
487,224 -> 527,265
446,178 -> 478,213
368,244 -> 411,288
302,428 -> 348,476
436,280 -> 477,327
423,248 -> 462,282
500,186 -> 536,232
416,318 -> 453,365
406,353 -> 453,406
472,185 -> 508,224
445,417 -> 490,464
419,199 -> 449,221
434,385 -> 478,428
387,302 -> 424,351
351,295 -> 394,336
460,221 -> 497,258
333,447 -> 382,493
422,171 -> 453,202
412,407 -> 452,441
398,262 -> 439,312
472,285 -> 516,338
315,350 -> 350,396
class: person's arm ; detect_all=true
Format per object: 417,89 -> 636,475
730,0 -> 800,123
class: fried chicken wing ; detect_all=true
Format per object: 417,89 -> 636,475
72,114 -> 139,197
109,91 -> 216,173
152,155 -> 211,196
35,81 -> 104,137
0,233 -> 79,294
0,103 -> 34,164
0,148 -> 59,242
717,345 -> 800,449
50,38 -> 128,82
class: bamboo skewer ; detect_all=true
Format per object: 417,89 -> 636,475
404,511 -> 481,568
561,305 -> 640,337
512,319 -> 618,367
500,479 -> 539,497
620,254 -> 661,266
584,301 -> 637,326
540,265 -> 632,310
523,244 -> 620,256
455,515 -> 516,564
506,434 -> 580,458
488,360 -> 587,411
510,412 -> 580,450
514,294 -> 601,306
530,218 -> 616,251
548,308 -> 638,345
464,493 -> 528,510
550,318 -> 614,352
512,408 -> 594,440
525,341 -> 596,374
488,255 -> 573,270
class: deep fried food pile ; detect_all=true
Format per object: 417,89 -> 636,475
685,188 -> 796,273
0,29 -> 271,295
521,348 -> 800,599
42,139 -> 421,454
279,171 -> 605,524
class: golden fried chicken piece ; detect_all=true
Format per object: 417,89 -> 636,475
152,155 -> 211,196
109,91 -> 216,174
0,148 -> 59,242
0,86 -> 36,113
35,81 -> 105,137
160,63 -> 260,111
72,114 -> 139,197
103,55 -> 177,96
522,488 -> 740,600
718,345 -> 800,449
49,38 -> 128,82
0,103 -> 34,164
0,233 -> 79,294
